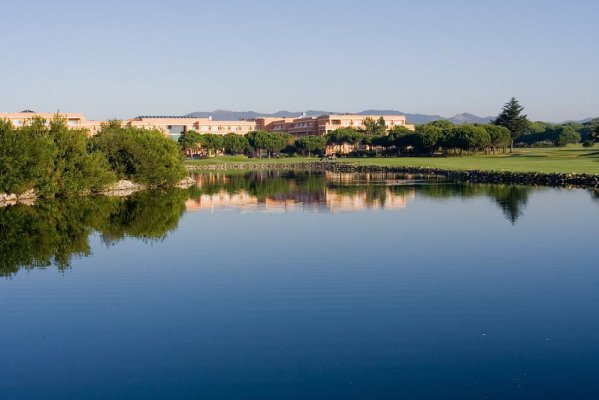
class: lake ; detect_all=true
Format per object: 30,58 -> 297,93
1,170 -> 599,399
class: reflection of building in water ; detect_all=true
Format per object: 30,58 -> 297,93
185,173 -> 415,213
325,188 -> 414,212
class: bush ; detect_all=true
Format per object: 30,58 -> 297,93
555,127 -> 581,147
1,116 -> 116,197
89,123 -> 187,186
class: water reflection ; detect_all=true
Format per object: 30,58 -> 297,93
187,171 -> 532,223
1,171 -> 592,276
0,190 -> 188,277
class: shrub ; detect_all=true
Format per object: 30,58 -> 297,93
1,116 -> 116,197
90,123 -> 186,186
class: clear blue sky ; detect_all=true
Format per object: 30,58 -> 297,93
1,0 -> 598,122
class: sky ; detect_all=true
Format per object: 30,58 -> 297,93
1,0 -> 598,122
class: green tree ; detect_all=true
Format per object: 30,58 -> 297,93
246,131 -> 291,157
387,126 -> 417,154
223,133 -> 250,155
483,124 -> 511,154
295,135 -> 326,157
198,133 -> 224,156
90,124 -> 186,186
178,130 -> 203,156
590,120 -> 599,143
246,130 -> 270,157
363,117 -> 387,136
414,124 -> 443,154
325,128 -> 365,155
326,128 -> 364,145
453,125 -> 491,154
493,97 -> 530,152
264,132 -> 292,156
0,119 -> 53,195
31,115 -> 115,196
555,126 -> 581,147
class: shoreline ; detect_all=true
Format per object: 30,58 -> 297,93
0,177 -> 196,207
187,162 -> 599,189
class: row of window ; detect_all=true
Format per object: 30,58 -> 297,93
330,120 -> 405,126
8,118 -> 80,126
197,125 -> 253,131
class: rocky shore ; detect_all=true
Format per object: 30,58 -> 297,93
0,177 -> 197,207
187,162 -> 599,189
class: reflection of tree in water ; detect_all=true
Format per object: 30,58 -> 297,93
487,186 -> 530,224
96,190 -> 188,244
3,172 -> 571,276
192,171 -> 535,222
0,189 -> 190,277
416,182 -> 531,224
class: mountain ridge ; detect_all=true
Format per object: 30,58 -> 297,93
184,110 -> 594,125
184,109 -> 495,124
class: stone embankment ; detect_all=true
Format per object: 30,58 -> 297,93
187,162 -> 599,189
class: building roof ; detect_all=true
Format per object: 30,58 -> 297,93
135,115 -> 193,119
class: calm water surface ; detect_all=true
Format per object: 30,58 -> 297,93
1,171 -> 599,399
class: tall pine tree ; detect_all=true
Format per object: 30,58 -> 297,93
590,119 -> 599,143
493,97 -> 529,152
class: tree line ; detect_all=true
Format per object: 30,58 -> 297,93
179,119 -> 513,158
179,99 -> 599,158
0,115 -> 187,197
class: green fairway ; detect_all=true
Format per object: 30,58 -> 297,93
185,146 -> 599,175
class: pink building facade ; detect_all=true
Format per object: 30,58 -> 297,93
0,110 -> 103,135
2,111 -> 415,140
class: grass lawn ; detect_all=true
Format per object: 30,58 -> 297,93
185,146 -> 599,175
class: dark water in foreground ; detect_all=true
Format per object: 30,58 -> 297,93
1,171 -> 599,400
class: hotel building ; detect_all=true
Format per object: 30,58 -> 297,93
258,114 -> 415,137
126,113 -> 414,140
2,111 -> 415,140
0,110 -> 104,135
126,116 -> 257,140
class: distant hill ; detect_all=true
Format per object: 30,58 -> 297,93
557,118 -> 594,124
184,109 -> 496,125
185,109 -> 333,120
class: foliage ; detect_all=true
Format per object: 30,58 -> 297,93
482,124 -> 511,152
178,130 -> 203,153
414,124 -> 443,154
246,131 -> 293,157
223,133 -> 250,155
295,135 -> 326,156
590,121 -> 599,143
198,133 -> 225,155
555,126 -> 581,147
0,119 -> 53,194
388,126 -> 417,151
1,115 -> 116,197
326,128 -> 365,145
90,123 -> 186,186
493,97 -> 530,149
363,116 -> 387,136
452,125 -> 491,152
0,188 -> 190,276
